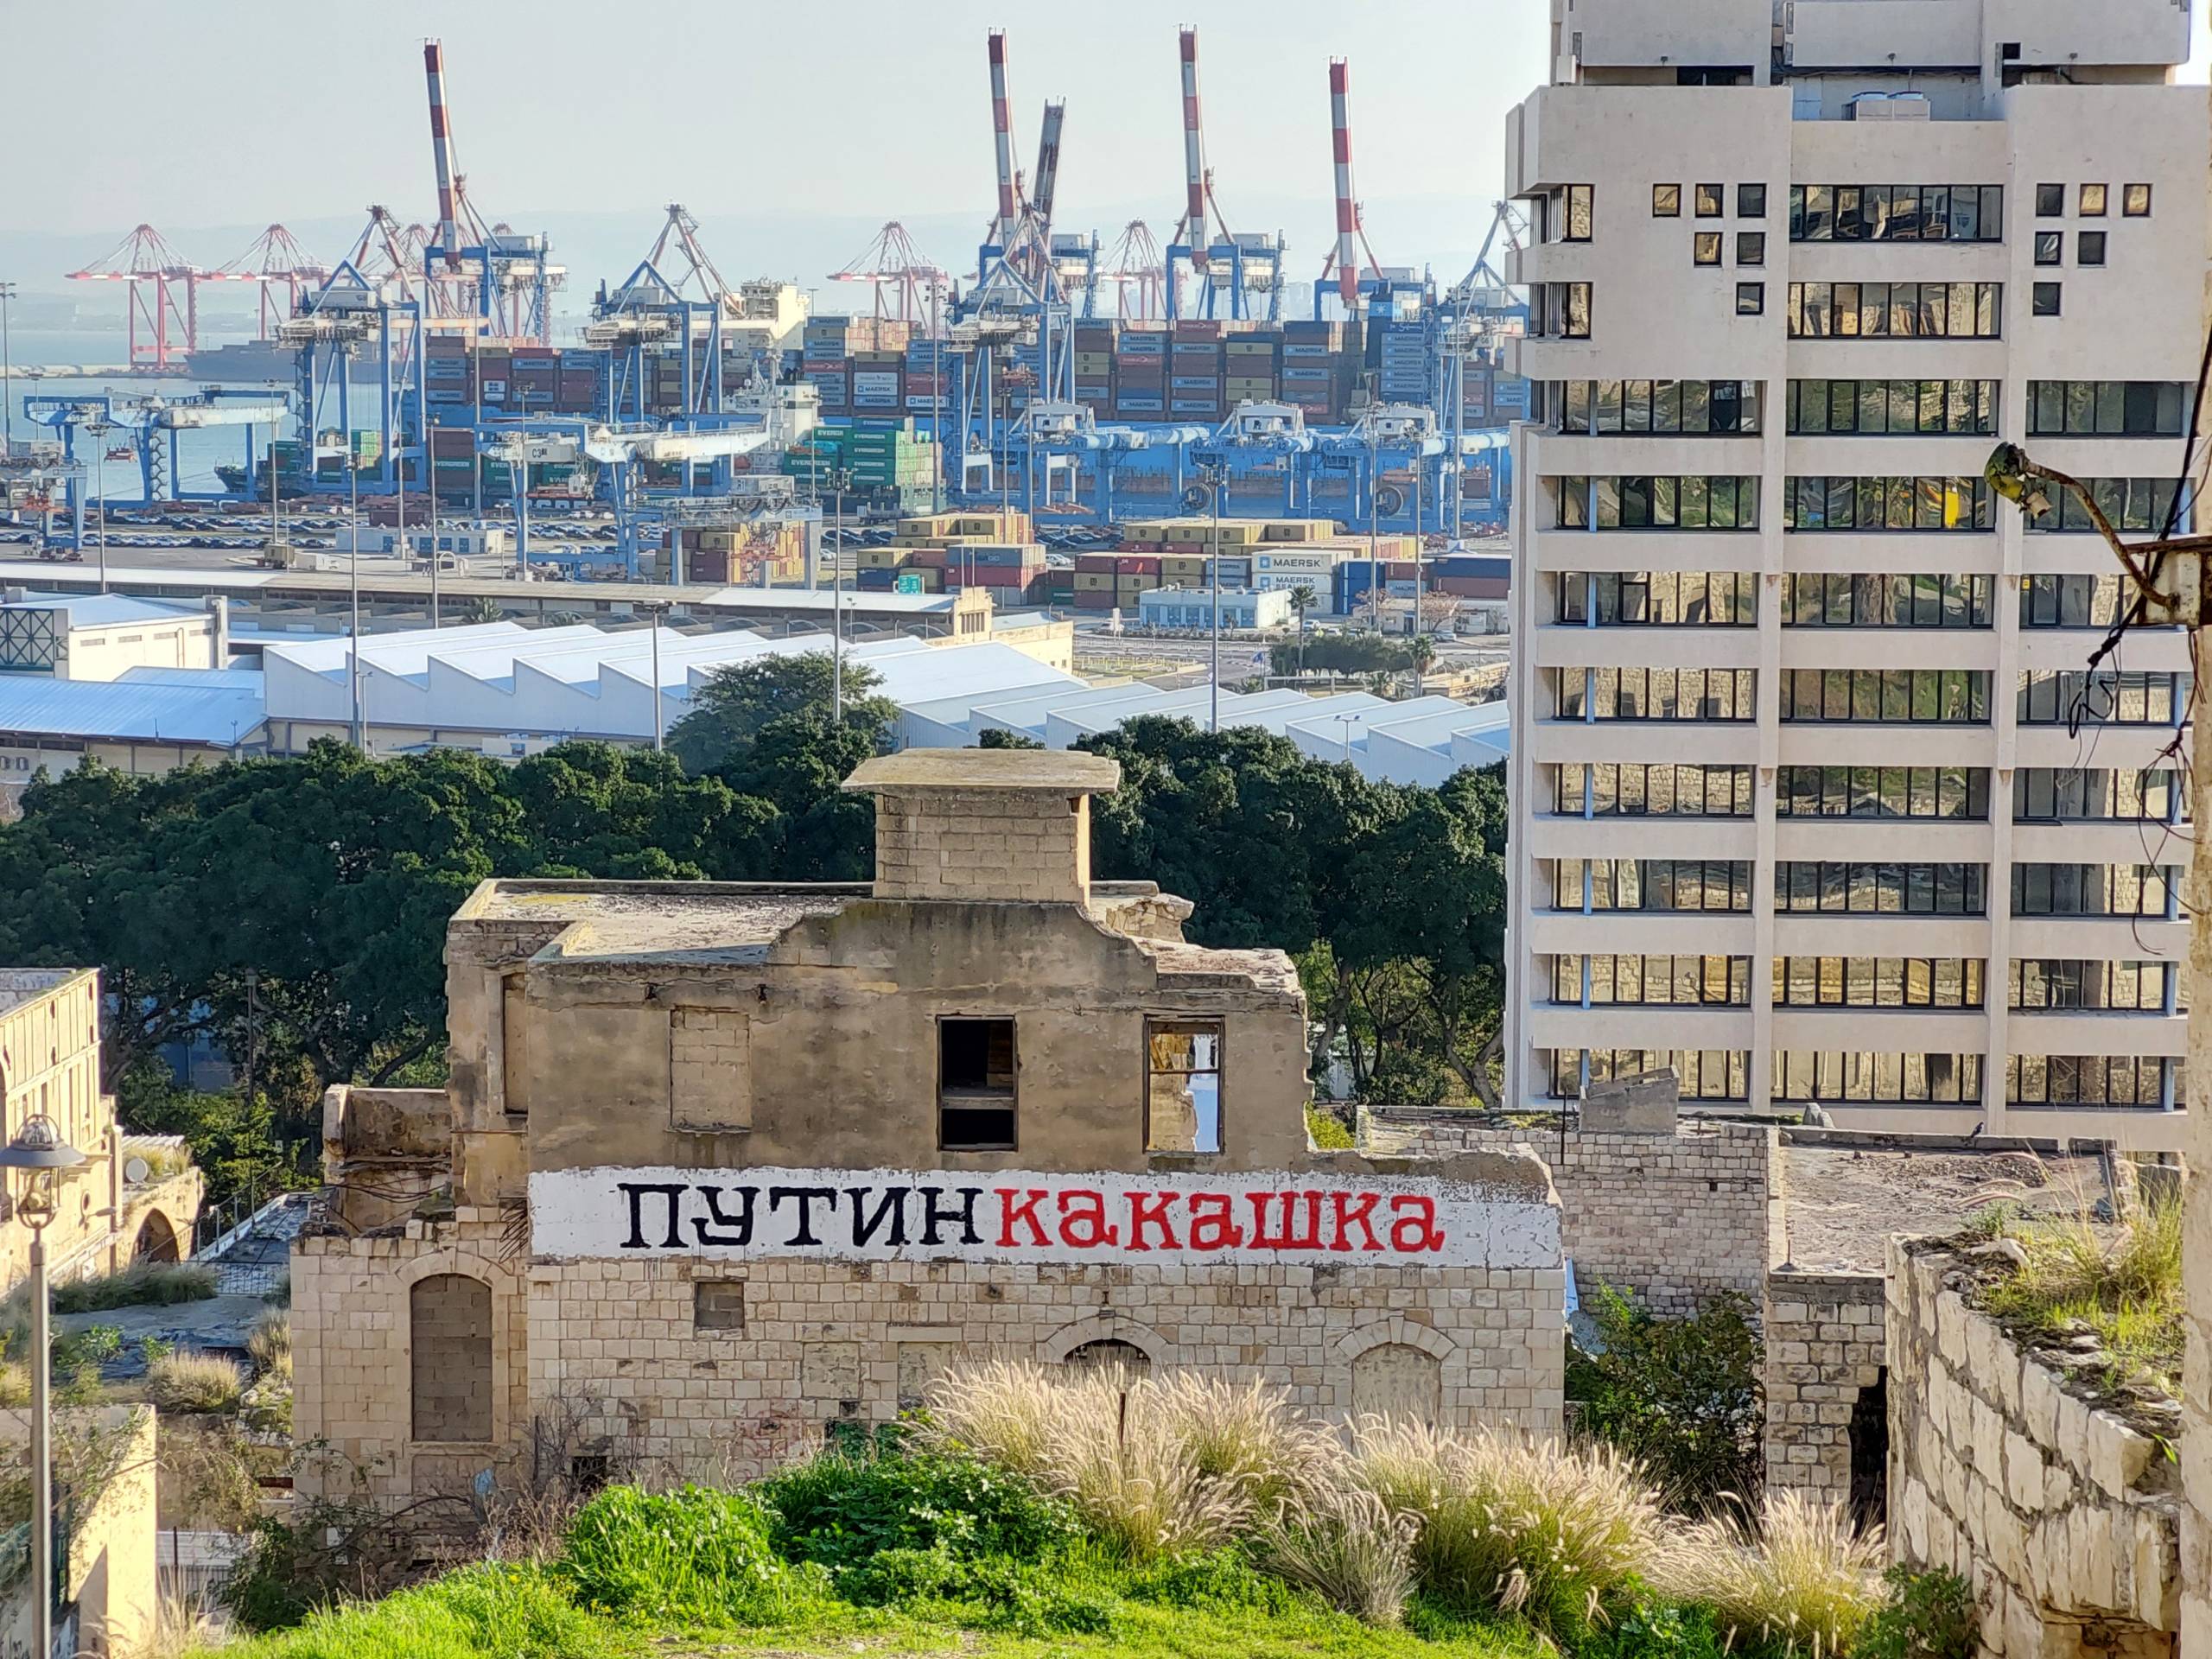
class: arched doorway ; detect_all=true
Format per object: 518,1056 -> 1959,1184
134,1210 -> 180,1266
1063,1338 -> 1151,1381
1351,1342 -> 1441,1424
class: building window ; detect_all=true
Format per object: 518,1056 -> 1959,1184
2123,183 -> 2152,217
2077,231 -> 2106,267
2017,670 -> 2188,727
1551,379 -> 1758,435
1777,765 -> 1990,821
2009,863 -> 2173,918
1145,1020 -> 1223,1154
1554,860 -> 1752,912
1780,669 -> 1991,724
1554,474 -> 1763,531
1738,182 -> 1767,219
2036,182 -> 2064,217
1550,957 -> 1753,1007
2027,381 -> 2188,437
1773,862 -> 1987,917
1552,282 -> 1592,337
1556,666 -> 1758,721
938,1017 -> 1016,1150
1736,232 -> 1765,266
2019,574 -> 2135,629
1786,379 -> 1999,436
2008,1055 -> 2171,1108
2012,768 -> 2178,824
1782,475 -> 1994,532
1773,957 -> 1986,1009
1786,281 -> 2001,340
2034,232 -> 2062,265
2010,960 -> 2174,1014
410,1274 -> 493,1443
1559,570 -> 1757,626
2079,183 -> 2107,217
2023,476 -> 2187,534
1653,183 -> 1681,218
1554,762 -> 1755,818
693,1280 -> 747,1333
1736,282 -> 1764,315
1774,1052 -> 1982,1105
2032,282 -> 2061,316
1694,183 -> 1724,217
1694,232 -> 1722,266
1548,1048 -> 1749,1102
1783,572 -> 1993,628
1788,184 -> 2004,242
1563,184 -> 1594,241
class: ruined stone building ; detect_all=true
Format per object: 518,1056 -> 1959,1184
292,750 -> 1565,1503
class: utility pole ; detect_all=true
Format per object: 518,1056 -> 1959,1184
639,600 -> 668,752
348,434 -> 364,750
1207,463 -> 1224,733
830,466 -> 849,722
91,425 -> 111,593
1367,427 -> 1381,632
0,280 -> 15,460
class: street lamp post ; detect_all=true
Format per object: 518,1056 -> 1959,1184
829,466 -> 851,723
347,429 -> 365,752
639,601 -> 668,752
89,424 -> 111,594
0,280 -> 16,461
0,1116 -> 87,1659
1205,465 -> 1224,734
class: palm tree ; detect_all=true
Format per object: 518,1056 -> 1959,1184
1406,631 -> 1437,696
1287,583 -> 1318,677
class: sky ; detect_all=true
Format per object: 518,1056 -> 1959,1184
0,0 -> 1550,303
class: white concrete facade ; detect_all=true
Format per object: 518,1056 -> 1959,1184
1503,0 -> 2204,1148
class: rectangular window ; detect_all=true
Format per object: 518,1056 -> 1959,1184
1789,184 -> 2003,242
693,1281 -> 747,1333
2078,231 -> 2106,267
939,1017 -> 1016,1149
1738,182 -> 1766,219
1564,283 -> 1592,338
2034,231 -> 2062,266
2036,182 -> 2064,217
1695,183 -> 1724,218
1653,183 -> 1681,218
1565,185 -> 1594,241
1737,283 -> 1764,315
2080,183 -> 2107,217
2032,283 -> 2061,317
1146,1020 -> 1224,1154
1736,232 -> 1764,267
1694,232 -> 1721,266
2123,183 -> 2152,217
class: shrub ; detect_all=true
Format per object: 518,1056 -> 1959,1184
558,1484 -> 821,1627
1853,1566 -> 1978,1659
1649,1490 -> 1883,1656
757,1444 -> 1077,1573
1567,1285 -> 1764,1512
145,1351 -> 245,1415
1255,1483 -> 1419,1626
1120,1546 -> 1305,1616
922,1360 -> 1336,1559
1306,1104 -> 1355,1149
1353,1416 -> 1661,1640
246,1313 -> 292,1379
216,1561 -> 602,1658
50,1262 -> 218,1314
833,1544 -> 1113,1637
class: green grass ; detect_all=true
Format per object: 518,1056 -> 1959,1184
1976,1195 -> 2184,1395
49,1261 -> 218,1314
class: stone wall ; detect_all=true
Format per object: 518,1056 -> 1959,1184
295,1211 -> 1566,1501
1764,1270 -> 1885,1503
1887,1238 -> 2183,1656
1362,1111 -> 1772,1315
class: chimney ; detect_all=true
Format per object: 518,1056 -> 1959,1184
842,748 -> 1121,905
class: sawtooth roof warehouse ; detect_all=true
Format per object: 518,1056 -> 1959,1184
291,749 -> 1564,1505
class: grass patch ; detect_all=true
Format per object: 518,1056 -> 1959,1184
145,1350 -> 246,1414
246,1313 -> 292,1380
195,1562 -> 613,1659
50,1261 -> 218,1314
1975,1193 -> 2184,1395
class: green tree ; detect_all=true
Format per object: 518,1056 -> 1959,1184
668,654 -> 894,774
1268,629 -> 1407,679
1406,632 -> 1438,696
1286,583 -> 1319,677
975,728 -> 1045,750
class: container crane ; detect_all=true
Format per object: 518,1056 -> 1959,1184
1031,101 -> 1100,312
281,257 -> 424,503
1316,60 -> 1385,316
830,223 -> 951,328
419,40 -> 565,343
644,204 -> 736,310
67,225 -> 203,374
1102,222 -> 1166,321
1163,28 -> 1281,321
209,226 -> 331,341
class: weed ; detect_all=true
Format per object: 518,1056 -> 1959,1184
1853,1566 -> 1978,1659
1255,1482 -> 1419,1626
1649,1490 -> 1883,1656
145,1351 -> 246,1415
556,1484 -> 823,1627
1978,1194 -> 2184,1395
50,1262 -> 218,1314
757,1443 -> 1077,1573
245,1313 -> 292,1379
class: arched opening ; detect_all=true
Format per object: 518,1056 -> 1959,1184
1063,1338 -> 1151,1381
1847,1370 -> 1888,1529
410,1274 -> 493,1443
134,1210 -> 180,1266
1351,1343 -> 1441,1424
